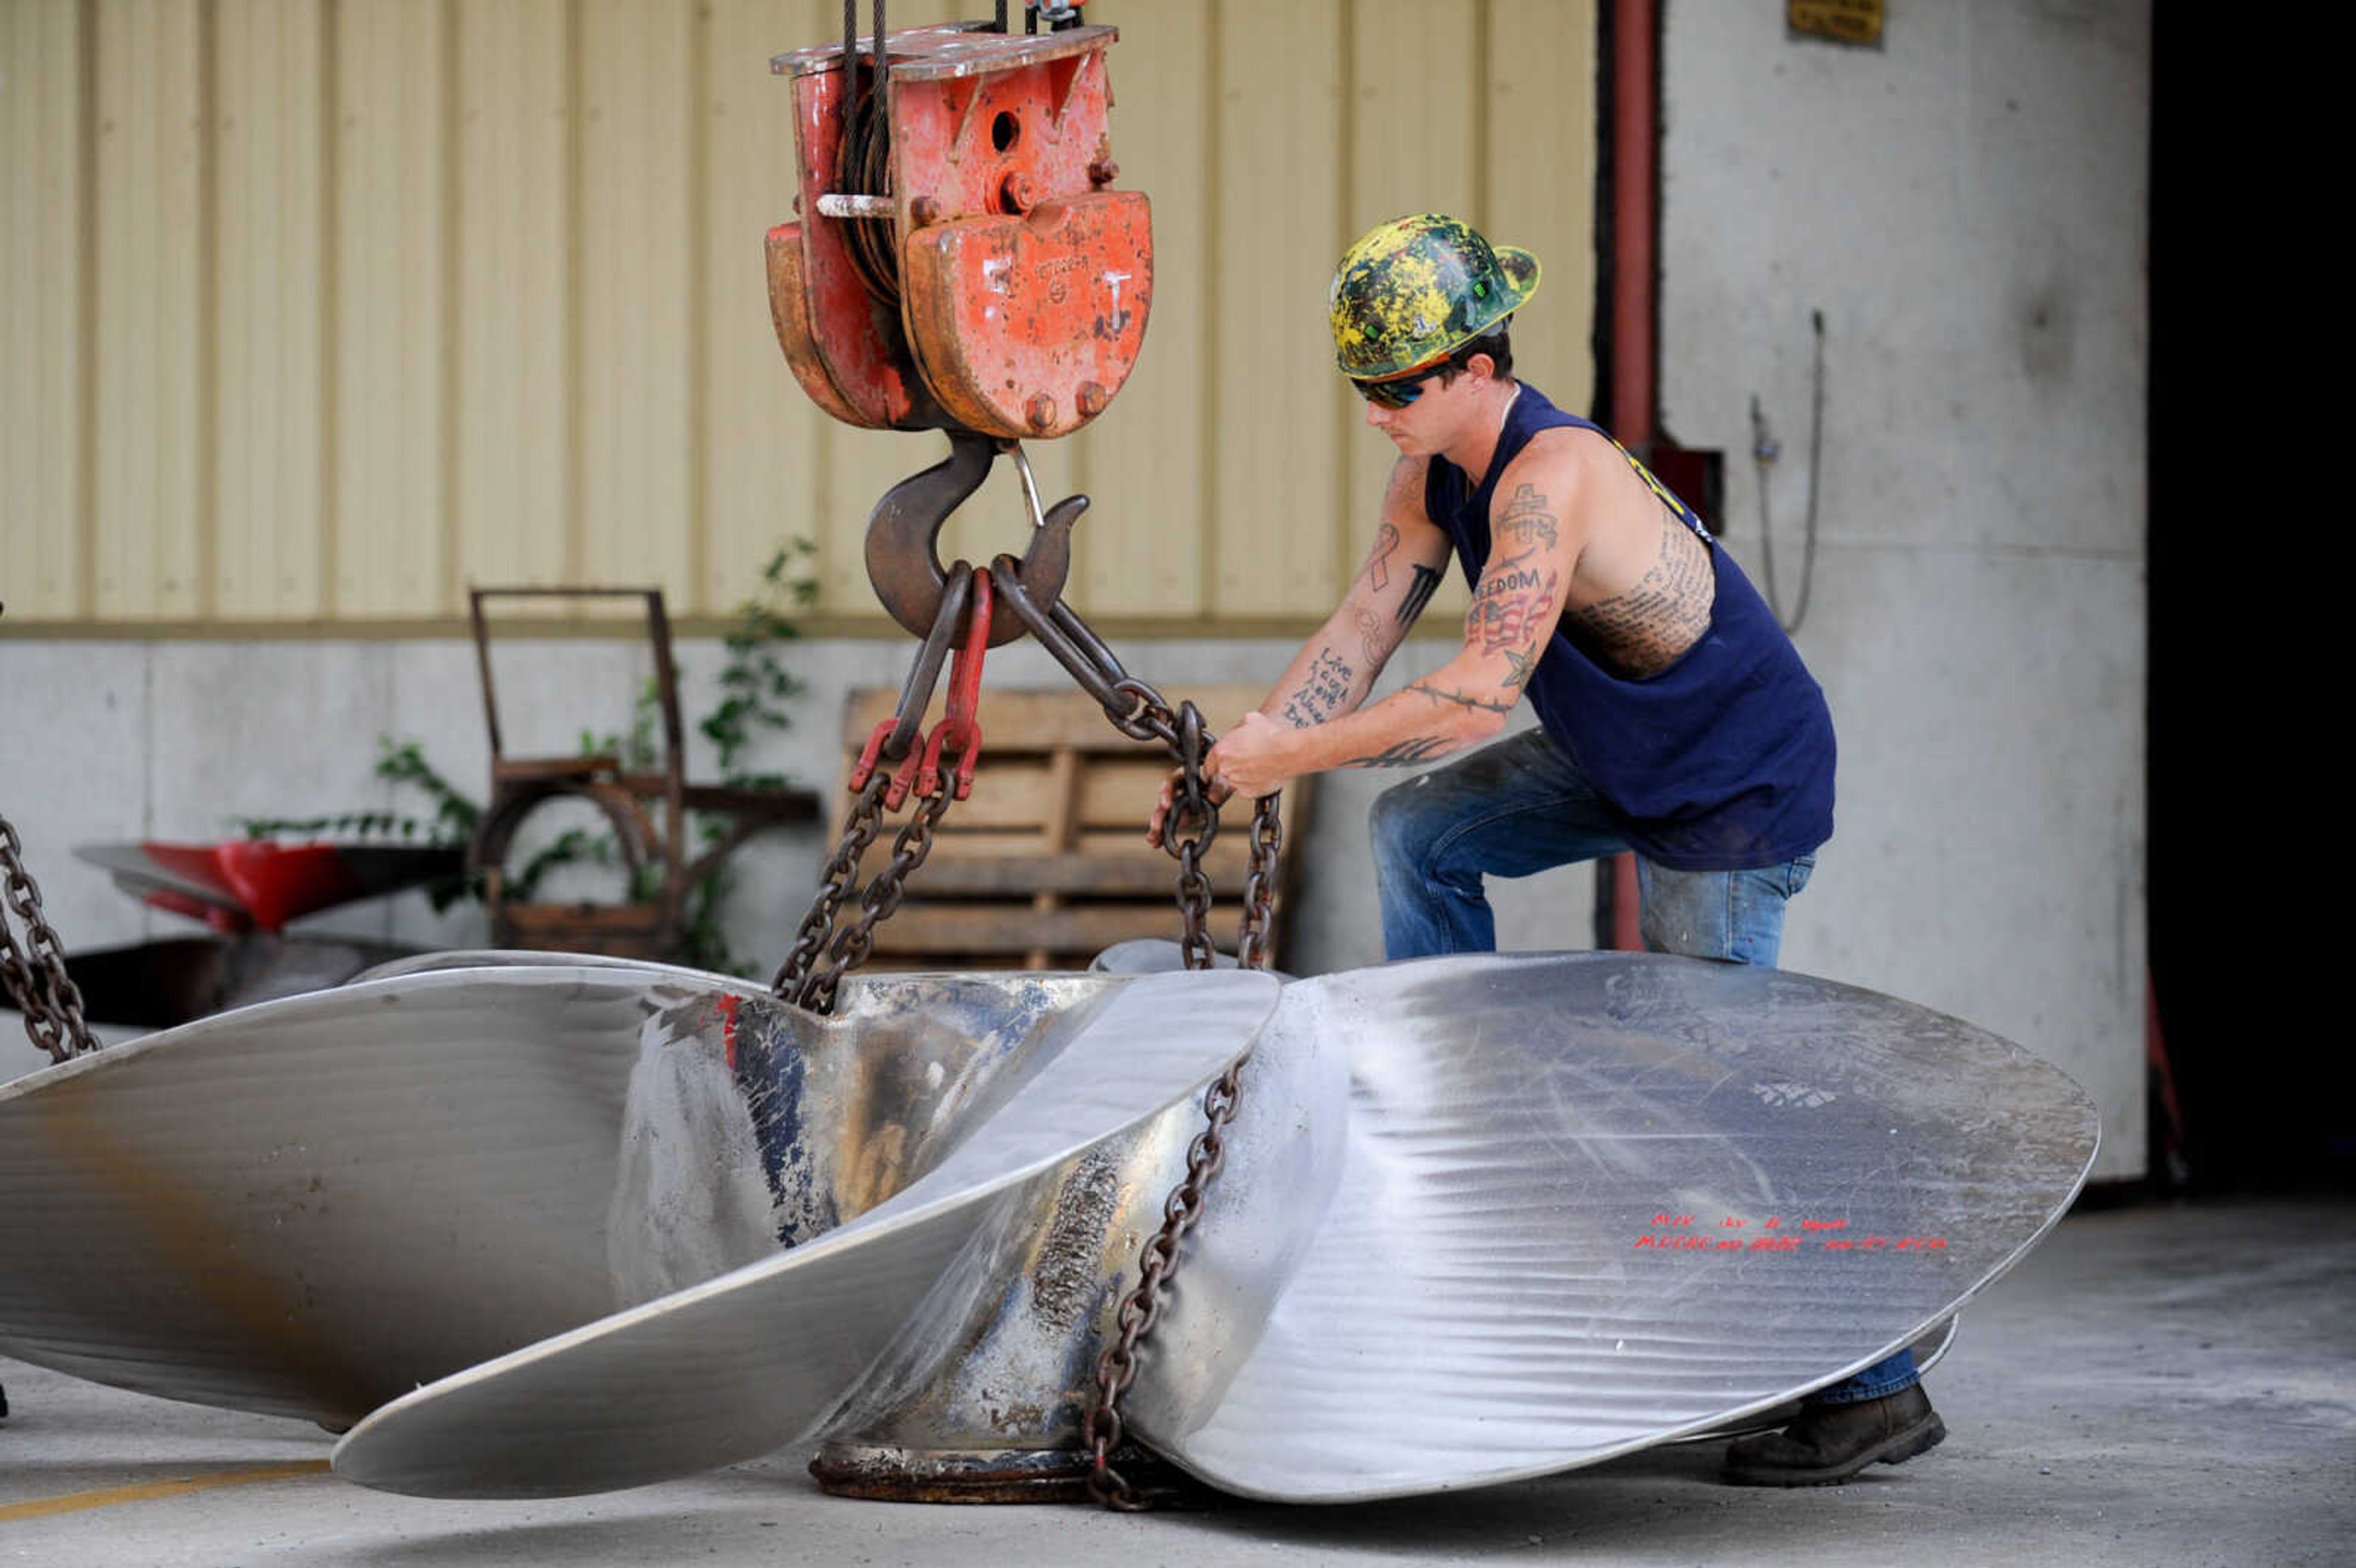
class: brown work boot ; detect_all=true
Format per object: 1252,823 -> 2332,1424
1720,1384 -> 1945,1486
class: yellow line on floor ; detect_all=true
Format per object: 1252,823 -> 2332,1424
0,1461 -> 332,1523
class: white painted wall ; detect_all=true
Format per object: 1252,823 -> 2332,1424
1659,0 -> 2150,1177
0,636 -> 1585,993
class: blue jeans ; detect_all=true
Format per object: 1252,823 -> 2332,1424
1368,728 -> 1813,964
1368,726 -> 1915,1405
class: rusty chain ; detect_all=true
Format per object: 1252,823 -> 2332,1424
990,588 -> 1288,1510
1084,769 -> 1282,1510
1166,702 -> 1219,972
770,768 -> 896,1007
2,813 -> 98,1064
793,780 -> 957,1015
1236,792 -> 1284,972
772,566 -> 982,1014
772,529 -> 1285,1504
1083,1044 -> 1247,1509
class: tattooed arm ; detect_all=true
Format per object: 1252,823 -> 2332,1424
1147,459 -> 1452,845
1252,457 -> 1455,732
1203,439 -> 1584,799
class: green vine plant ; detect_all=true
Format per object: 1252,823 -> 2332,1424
237,541 -> 819,975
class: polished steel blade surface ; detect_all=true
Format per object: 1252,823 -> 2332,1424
803,982 -> 1348,1490
0,963 -> 761,1424
347,948 -> 731,986
330,967 -> 1279,1499
1126,952 -> 2100,1502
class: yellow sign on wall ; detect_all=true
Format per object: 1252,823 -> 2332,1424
1788,0 -> 1885,47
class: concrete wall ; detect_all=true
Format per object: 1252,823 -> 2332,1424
0,635 -> 1586,985
1658,1 -> 2150,1177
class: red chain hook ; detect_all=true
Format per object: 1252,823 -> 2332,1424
846,566 -> 993,810
919,567 -> 993,801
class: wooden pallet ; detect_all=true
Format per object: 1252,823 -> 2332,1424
829,684 -> 1309,971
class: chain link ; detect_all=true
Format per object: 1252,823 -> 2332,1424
770,769 -> 895,1005
2,815 -> 98,1064
1081,688 -> 1285,1509
1166,704 -> 1218,972
795,780 -> 957,1015
1085,1032 -> 1253,1508
1236,793 -> 1283,972
1005,583 -> 1293,1508
772,567 -> 982,1013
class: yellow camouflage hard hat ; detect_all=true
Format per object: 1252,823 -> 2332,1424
1329,214 -> 1541,381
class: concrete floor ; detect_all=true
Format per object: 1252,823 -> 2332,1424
2,1193 -> 2349,1567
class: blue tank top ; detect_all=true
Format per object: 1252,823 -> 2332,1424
1422,384 -> 1835,870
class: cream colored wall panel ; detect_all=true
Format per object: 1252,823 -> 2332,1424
453,0 -> 570,602
1349,0 -> 1479,220
91,0 -> 202,620
1347,0 -> 1478,627
1488,0 -> 1596,425
10,0 -> 1600,634
1058,0 -> 1207,621
1211,0 -> 1342,619
703,0 -> 830,615
214,0 -> 325,619
822,423 -> 910,614
1,0 -> 85,620
577,0 -> 695,598
334,0 -> 447,617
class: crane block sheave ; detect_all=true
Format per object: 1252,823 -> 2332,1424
766,13 -> 1150,440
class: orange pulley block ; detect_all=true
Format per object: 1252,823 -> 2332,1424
765,16 -> 1152,440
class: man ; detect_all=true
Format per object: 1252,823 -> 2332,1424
1149,213 -> 1938,1486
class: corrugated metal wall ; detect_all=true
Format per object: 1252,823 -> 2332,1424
1,0 -> 1596,631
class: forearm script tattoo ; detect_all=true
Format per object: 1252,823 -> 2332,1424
1280,647 -> 1355,729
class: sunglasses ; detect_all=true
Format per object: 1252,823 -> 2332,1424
1352,369 -> 1438,410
